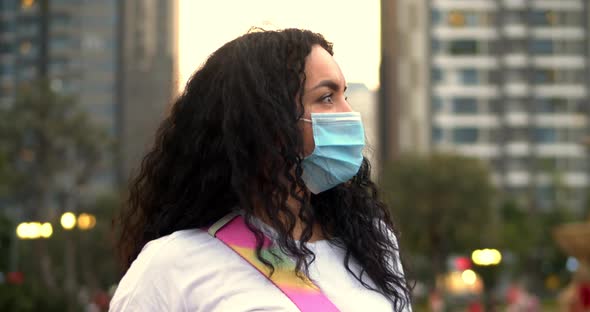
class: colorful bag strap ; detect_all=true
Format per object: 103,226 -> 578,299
207,212 -> 340,312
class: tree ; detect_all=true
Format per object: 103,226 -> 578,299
0,80 -> 113,311
498,169 -> 576,294
380,153 -> 496,284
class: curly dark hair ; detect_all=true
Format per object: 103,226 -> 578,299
117,28 -> 411,309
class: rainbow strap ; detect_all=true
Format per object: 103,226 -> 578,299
208,212 -> 340,311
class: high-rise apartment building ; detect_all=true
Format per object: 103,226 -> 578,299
0,0 -> 177,190
384,0 -> 590,212
0,0 -> 119,194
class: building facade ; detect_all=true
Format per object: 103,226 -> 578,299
0,0 -> 177,191
118,0 -> 178,182
348,83 -> 380,177
0,0 -> 119,194
385,0 -> 590,212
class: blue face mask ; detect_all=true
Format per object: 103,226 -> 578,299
300,112 -> 365,194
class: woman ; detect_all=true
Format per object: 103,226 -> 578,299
111,28 -> 411,311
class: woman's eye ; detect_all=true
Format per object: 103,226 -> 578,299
321,94 -> 334,104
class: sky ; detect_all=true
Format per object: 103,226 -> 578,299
178,0 -> 381,92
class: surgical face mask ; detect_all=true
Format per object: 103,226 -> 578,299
300,112 -> 365,194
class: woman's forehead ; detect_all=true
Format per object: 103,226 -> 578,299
304,46 -> 346,89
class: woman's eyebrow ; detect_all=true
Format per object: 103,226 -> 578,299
310,80 -> 344,92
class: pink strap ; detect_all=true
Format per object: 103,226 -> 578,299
208,212 -> 340,312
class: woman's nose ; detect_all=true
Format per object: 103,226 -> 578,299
337,98 -> 353,113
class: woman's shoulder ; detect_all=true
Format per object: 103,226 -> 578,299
126,228 -> 230,272
110,228 -> 251,311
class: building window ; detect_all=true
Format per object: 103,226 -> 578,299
530,40 -> 553,54
450,40 -> 478,55
536,157 -> 558,171
460,69 -> 479,85
448,11 -> 465,27
535,186 -> 555,209
432,127 -> 443,143
488,99 -> 502,114
568,159 -> 588,172
506,39 -> 526,54
557,41 -> 584,54
452,97 -> 478,114
534,69 -> 556,83
0,63 -> 14,75
0,19 -> 16,32
431,10 -> 442,25
431,67 -> 443,83
452,128 -> 479,144
535,128 -> 557,143
17,23 -> 38,37
560,11 -> 583,27
506,157 -> 528,171
530,10 -> 557,26
431,96 -> 443,113
465,12 -> 479,26
0,43 -> 13,54
536,98 -> 568,113
505,10 -> 525,24
21,0 -> 35,9
431,39 -> 441,53
508,128 -> 528,141
19,41 -> 32,55
573,100 -> 586,113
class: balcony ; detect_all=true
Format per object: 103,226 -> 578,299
434,85 -> 499,97
532,27 -> 585,40
533,85 -> 586,98
536,173 -> 589,187
502,0 -> 526,9
432,0 -> 497,10
534,114 -> 587,127
504,171 -> 530,186
505,112 -> 529,127
432,27 -> 498,40
434,114 -> 500,127
535,143 -> 586,157
433,55 -> 498,68
503,24 -> 528,38
533,56 -> 586,69
454,144 -> 501,158
531,0 -> 583,11
503,54 -> 529,67
505,142 -> 531,156
504,83 -> 530,97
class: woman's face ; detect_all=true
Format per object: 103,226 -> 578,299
300,45 -> 353,157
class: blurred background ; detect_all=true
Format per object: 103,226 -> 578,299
0,0 -> 588,311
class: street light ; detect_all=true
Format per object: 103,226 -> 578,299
60,212 -> 76,230
461,269 -> 477,285
77,213 -> 96,230
16,222 -> 53,239
40,222 -> 53,238
472,249 -> 502,266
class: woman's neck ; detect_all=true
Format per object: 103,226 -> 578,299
253,194 -> 326,242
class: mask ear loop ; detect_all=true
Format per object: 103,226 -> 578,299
300,118 -> 312,123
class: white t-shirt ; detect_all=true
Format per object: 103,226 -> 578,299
110,219 -> 410,311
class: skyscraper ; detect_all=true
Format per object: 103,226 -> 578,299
0,0 -> 119,194
0,0 -> 177,190
118,0 -> 178,182
0,0 -> 177,200
383,0 -> 590,212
